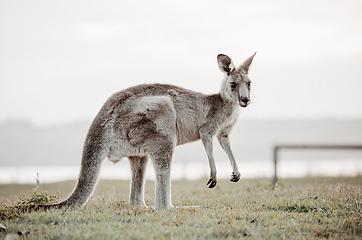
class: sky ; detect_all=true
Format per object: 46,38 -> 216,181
1,0 -> 362,127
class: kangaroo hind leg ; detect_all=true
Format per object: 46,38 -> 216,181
147,136 -> 175,210
130,95 -> 176,210
152,152 -> 173,210
129,156 -> 149,206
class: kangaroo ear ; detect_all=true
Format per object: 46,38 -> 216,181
217,54 -> 234,76
240,52 -> 257,74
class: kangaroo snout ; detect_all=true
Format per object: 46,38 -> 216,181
240,97 -> 250,107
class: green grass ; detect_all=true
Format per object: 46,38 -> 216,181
0,176 -> 361,239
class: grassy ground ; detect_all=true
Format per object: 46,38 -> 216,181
0,176 -> 361,239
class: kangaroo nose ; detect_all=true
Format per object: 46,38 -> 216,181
241,97 -> 249,103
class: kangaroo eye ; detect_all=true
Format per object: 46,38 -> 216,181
247,82 -> 251,88
230,82 -> 237,89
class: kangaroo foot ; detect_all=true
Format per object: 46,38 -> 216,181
207,176 -> 217,188
230,171 -> 241,182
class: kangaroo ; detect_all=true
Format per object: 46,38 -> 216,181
37,53 -> 256,210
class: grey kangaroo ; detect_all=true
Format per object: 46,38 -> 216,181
39,53 -> 256,210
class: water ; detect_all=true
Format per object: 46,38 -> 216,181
0,159 -> 361,184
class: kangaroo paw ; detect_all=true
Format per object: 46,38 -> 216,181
230,171 -> 241,182
207,177 -> 217,188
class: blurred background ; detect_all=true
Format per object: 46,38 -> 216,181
1,0 -> 362,184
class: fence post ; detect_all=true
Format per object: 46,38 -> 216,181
272,146 -> 278,186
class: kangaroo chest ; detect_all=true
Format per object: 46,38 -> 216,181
219,106 -> 240,130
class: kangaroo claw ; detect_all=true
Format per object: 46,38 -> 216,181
230,171 -> 241,182
207,178 -> 217,188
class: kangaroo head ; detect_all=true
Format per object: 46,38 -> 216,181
217,53 -> 256,108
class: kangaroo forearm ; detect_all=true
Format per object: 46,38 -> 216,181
201,137 -> 216,174
218,136 -> 239,172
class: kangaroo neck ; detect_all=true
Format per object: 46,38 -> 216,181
218,90 -> 238,108
207,93 -> 238,118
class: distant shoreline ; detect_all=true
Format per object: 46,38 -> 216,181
1,158 -> 361,184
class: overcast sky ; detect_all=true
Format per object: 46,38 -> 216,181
1,0 -> 362,127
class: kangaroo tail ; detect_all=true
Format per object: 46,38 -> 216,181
20,114 -> 108,212
17,148 -> 104,212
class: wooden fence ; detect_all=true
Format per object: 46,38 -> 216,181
272,145 -> 362,185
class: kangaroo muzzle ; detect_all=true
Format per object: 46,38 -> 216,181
239,96 -> 250,108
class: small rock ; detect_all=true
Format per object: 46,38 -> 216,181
241,228 -> 252,237
250,219 -> 258,224
0,223 -> 6,232
52,221 -> 59,226
17,230 -> 29,237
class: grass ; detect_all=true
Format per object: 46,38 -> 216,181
0,176 -> 361,239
